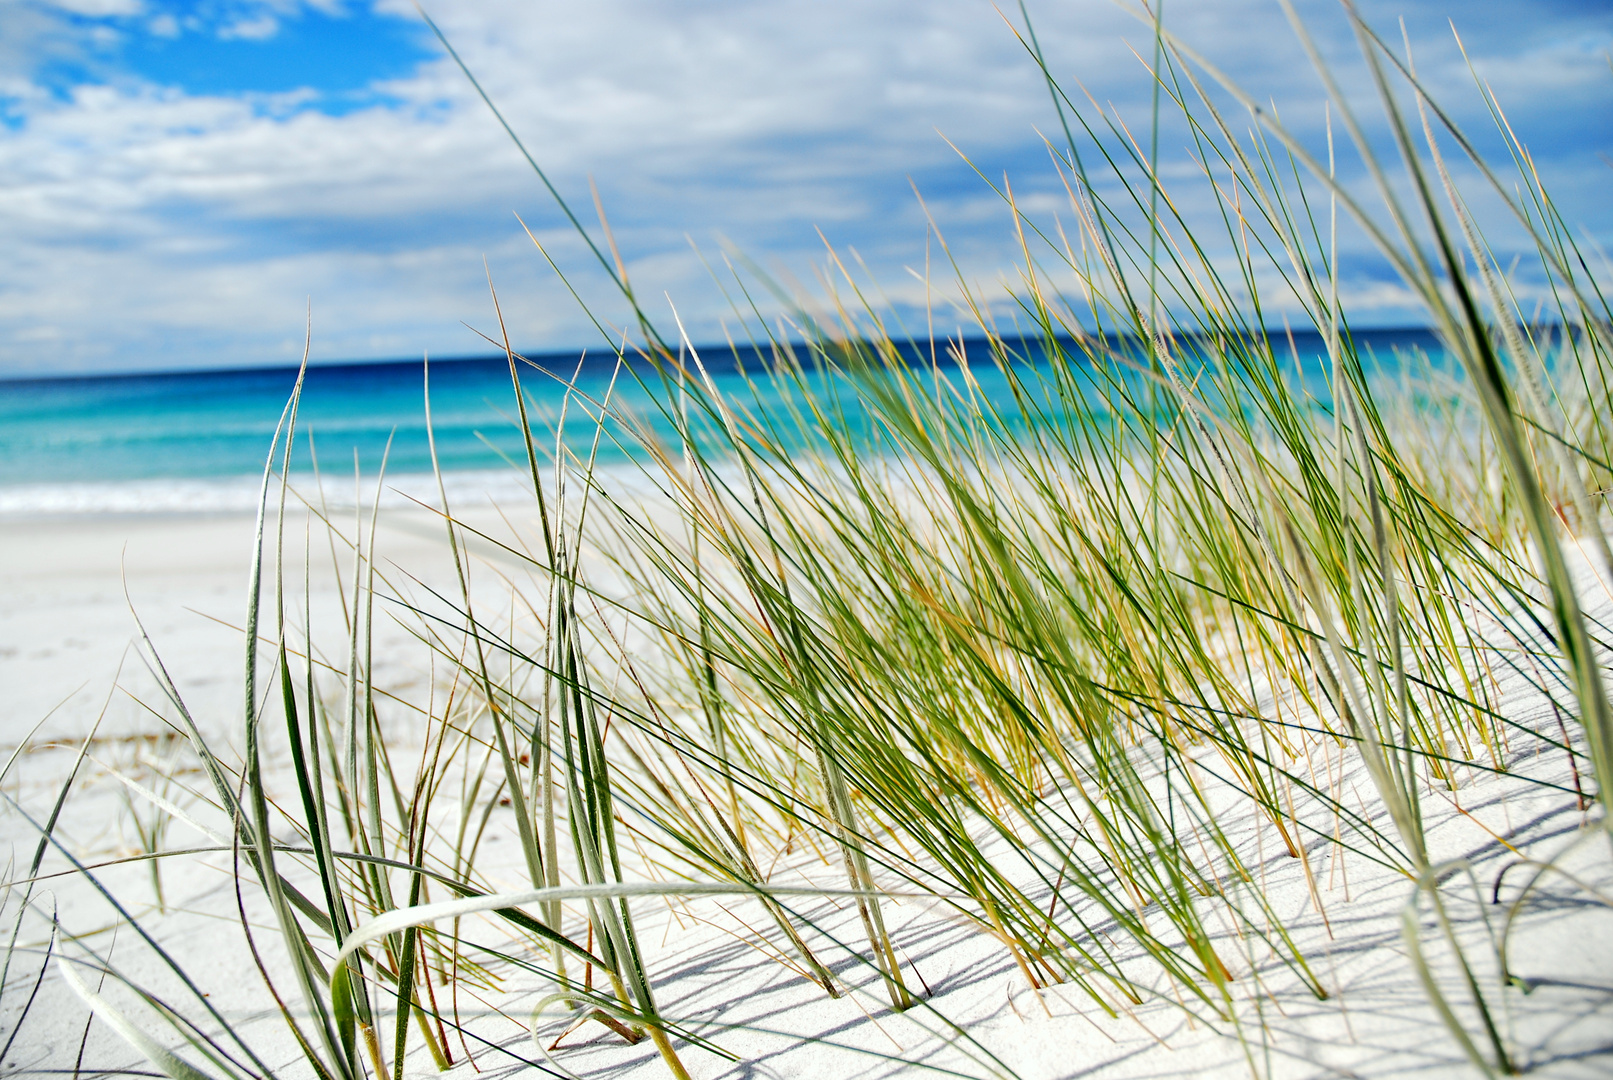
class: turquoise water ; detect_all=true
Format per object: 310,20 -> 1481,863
0,353 -> 712,513
0,329 -> 1443,514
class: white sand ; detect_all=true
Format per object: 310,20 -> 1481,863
1,508 -> 1609,1079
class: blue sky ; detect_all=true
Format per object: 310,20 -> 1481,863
27,2 -> 430,103
1,0 -> 1609,377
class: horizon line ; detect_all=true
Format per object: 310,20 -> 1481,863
0,324 -> 1477,387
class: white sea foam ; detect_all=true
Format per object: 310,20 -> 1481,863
0,464 -> 671,517
0,476 -> 268,516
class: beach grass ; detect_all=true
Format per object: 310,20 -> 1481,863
4,3 -> 1610,1078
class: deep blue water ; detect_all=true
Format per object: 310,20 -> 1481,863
0,329 -> 1447,514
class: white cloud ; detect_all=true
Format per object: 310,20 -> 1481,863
46,0 -> 142,14
1,0 -> 1609,377
217,13 -> 279,40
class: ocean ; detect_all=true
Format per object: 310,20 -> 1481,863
0,329 -> 1446,516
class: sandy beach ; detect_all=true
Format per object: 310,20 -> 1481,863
1,501 -> 560,1071
1,506 -> 524,742
3,513 -> 261,746
2,501 -> 1609,1080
